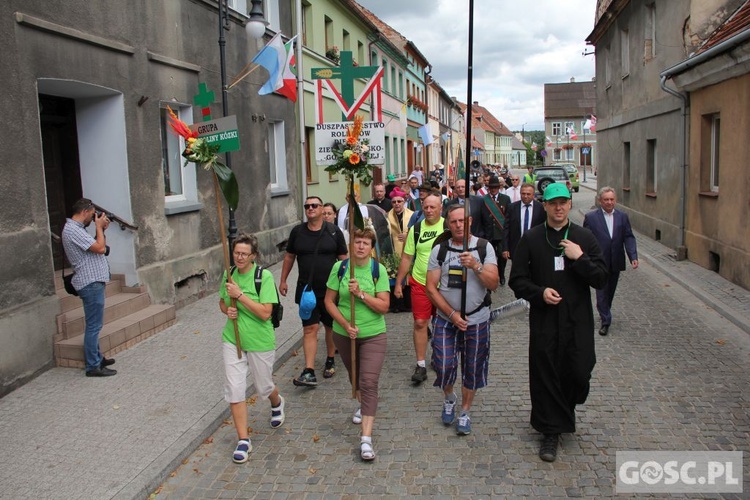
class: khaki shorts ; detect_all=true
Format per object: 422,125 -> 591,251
223,342 -> 276,403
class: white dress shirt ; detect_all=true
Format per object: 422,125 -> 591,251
602,209 -> 614,238
504,186 -> 521,203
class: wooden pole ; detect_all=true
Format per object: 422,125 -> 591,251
214,172 -> 242,359
460,0 -> 476,320
348,179 -> 357,399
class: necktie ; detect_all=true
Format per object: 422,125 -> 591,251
523,204 -> 530,234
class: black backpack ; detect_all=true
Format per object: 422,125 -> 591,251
229,265 -> 283,329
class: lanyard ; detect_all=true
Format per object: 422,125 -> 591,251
544,220 -> 570,256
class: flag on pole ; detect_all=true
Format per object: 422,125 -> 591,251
531,142 -> 537,151
546,136 -> 553,147
566,126 -> 578,140
418,124 -> 433,145
252,34 -> 298,101
590,114 -> 597,132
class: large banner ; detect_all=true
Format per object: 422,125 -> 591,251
315,121 -> 385,165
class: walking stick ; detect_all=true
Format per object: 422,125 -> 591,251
348,185 -> 357,399
214,173 -> 242,359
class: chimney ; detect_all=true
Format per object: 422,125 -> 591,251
570,77 -> 575,83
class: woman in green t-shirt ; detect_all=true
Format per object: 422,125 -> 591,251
324,228 -> 390,461
219,233 -> 285,464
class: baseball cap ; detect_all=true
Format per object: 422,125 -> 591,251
298,286 -> 317,320
542,183 -> 571,201
387,174 -> 396,182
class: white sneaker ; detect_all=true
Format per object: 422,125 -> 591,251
352,407 -> 362,424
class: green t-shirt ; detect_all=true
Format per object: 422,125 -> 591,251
403,217 -> 444,285
326,259 -> 390,339
219,264 -> 278,352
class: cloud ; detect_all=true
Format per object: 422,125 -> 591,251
355,0 -> 597,130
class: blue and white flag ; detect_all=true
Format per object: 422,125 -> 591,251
418,124 -> 434,145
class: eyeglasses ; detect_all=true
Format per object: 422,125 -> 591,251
512,178 -> 520,182
303,203 -> 321,210
392,199 -> 404,203
233,251 -> 252,259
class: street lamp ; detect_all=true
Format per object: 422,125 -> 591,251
217,0 -> 266,261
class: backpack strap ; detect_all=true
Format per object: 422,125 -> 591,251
338,258 -> 380,284
436,238 -> 489,267
412,220 -> 422,248
254,265 -> 263,296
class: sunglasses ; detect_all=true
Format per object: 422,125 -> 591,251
303,203 -> 321,210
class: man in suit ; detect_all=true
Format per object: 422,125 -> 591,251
583,187 -> 638,336
480,176 -> 511,285
502,183 -> 545,261
503,174 -> 522,203
443,179 -> 485,238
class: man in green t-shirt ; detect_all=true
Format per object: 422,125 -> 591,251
394,193 -> 445,384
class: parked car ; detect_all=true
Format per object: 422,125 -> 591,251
552,162 -> 580,192
532,167 -> 573,200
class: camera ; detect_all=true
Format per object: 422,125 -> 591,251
95,210 -> 115,220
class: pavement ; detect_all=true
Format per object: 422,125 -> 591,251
1,177 -> 749,498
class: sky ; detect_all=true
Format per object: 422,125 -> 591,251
355,0 -> 598,131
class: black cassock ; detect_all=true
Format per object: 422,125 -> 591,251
509,221 -> 608,434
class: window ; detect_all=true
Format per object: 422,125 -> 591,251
398,70 -> 403,98
324,16 -> 333,52
357,41 -> 364,66
605,45 -> 611,86
644,4 -> 656,62
553,149 -> 561,161
564,121 -> 575,136
342,30 -> 350,51
565,148 -> 574,161
621,28 -> 630,77
623,141 -> 631,189
701,114 -> 720,193
301,3 -> 311,45
268,120 -> 288,195
391,66 -> 397,95
263,0 -> 280,33
160,103 -> 200,214
384,134 -> 390,172
646,139 -> 657,194
552,122 -> 562,136
227,0 -> 246,14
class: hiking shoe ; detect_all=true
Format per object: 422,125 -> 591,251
456,412 -> 471,435
293,368 -> 317,387
232,439 -> 252,464
442,394 -> 457,425
352,407 -> 362,424
323,357 -> 335,378
539,433 -> 560,462
270,396 -> 285,428
411,365 -> 427,383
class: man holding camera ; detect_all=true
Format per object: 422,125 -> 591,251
62,198 -> 116,377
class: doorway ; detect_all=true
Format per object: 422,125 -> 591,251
40,94 -> 83,270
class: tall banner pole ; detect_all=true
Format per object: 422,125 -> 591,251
460,0 -> 475,319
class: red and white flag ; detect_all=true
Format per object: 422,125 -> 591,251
567,126 -> 578,140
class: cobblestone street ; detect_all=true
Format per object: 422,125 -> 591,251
157,190 -> 750,498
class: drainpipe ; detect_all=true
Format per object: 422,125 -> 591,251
659,75 -> 688,260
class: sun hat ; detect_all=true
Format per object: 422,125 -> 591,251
542,183 -> 571,201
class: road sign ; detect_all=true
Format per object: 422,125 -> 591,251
315,121 -> 385,165
581,147 -> 591,155
189,116 -> 239,153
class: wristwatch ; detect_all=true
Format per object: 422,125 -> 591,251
359,292 -> 366,300
475,265 -> 484,274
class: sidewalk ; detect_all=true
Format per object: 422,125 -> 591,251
0,264 -> 304,500
1,192 -> 749,498
577,174 -> 750,335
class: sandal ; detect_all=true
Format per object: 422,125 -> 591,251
360,437 -> 375,461
232,439 -> 252,464
270,396 -> 285,428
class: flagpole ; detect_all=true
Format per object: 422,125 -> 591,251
295,0 -> 308,209
460,0 -> 475,320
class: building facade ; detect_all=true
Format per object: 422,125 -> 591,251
1,0 -> 300,394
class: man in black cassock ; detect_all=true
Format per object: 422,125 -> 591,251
508,183 -> 608,462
